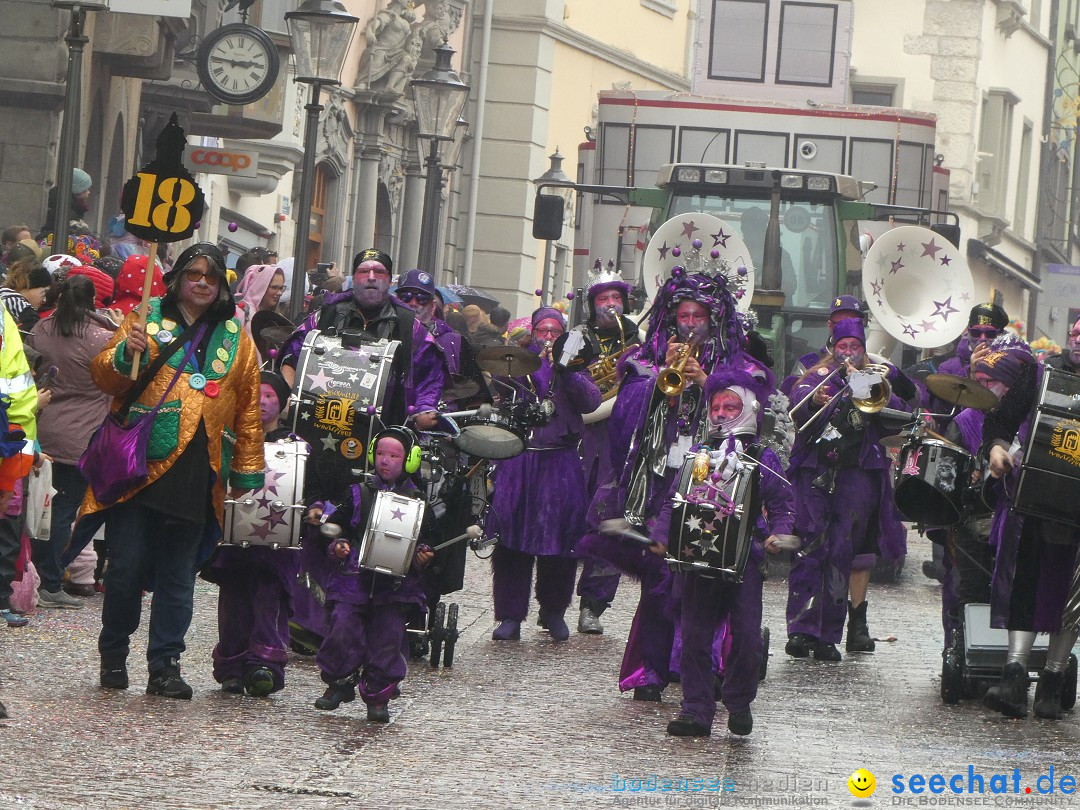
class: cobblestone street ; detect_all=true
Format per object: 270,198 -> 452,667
2,531 -> 1078,809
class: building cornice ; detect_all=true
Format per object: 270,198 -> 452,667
489,15 -> 690,92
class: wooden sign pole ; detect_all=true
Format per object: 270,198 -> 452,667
129,241 -> 158,380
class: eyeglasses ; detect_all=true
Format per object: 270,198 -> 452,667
397,290 -> 432,305
534,327 -> 563,338
184,269 -> 222,283
969,327 -> 999,339
267,284 -> 286,293
355,265 -> 391,278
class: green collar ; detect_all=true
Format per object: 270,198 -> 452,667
147,298 -> 243,378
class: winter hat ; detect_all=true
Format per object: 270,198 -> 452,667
26,266 -> 51,290
42,254 -> 80,276
67,265 -> 115,308
831,317 -> 866,345
351,248 -> 392,275
973,333 -> 1034,388
531,307 -> 565,330
71,168 -> 92,195
260,371 -> 292,412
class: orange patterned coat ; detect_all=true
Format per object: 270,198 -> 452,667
78,298 -> 266,526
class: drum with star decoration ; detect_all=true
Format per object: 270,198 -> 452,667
666,449 -> 760,582
356,490 -> 427,578
221,439 -> 308,549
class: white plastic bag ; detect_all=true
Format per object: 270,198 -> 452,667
24,459 -> 54,541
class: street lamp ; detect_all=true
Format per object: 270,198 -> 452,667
532,148 -> 573,303
285,0 -> 358,322
412,42 -> 469,276
51,1 -> 108,256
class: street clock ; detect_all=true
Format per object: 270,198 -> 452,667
197,22 -> 280,106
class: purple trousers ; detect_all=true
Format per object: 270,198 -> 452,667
491,545 -> 577,621
212,568 -> 291,691
786,468 -> 878,644
315,600 -> 408,705
679,567 -> 763,728
576,559 -> 622,608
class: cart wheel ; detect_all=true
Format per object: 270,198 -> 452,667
1062,654 -> 1078,711
759,626 -> 770,681
429,602 -> 446,668
443,603 -> 460,668
941,648 -> 964,705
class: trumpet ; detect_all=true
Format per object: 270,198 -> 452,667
657,342 -> 698,396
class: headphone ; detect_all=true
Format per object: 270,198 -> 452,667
368,426 -> 422,475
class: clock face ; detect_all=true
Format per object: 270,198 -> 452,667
198,23 -> 280,106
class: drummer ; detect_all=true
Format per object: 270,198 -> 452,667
488,307 -> 601,642
1044,313 -> 1080,375
784,318 -> 909,661
277,249 -> 448,431
926,303 -> 1009,414
978,335 -> 1079,720
575,266 -> 764,701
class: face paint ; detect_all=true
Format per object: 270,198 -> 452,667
1068,319 -> 1080,365
675,300 -> 710,343
834,336 -> 865,367
352,262 -> 391,309
709,390 -> 744,429
374,436 -> 406,483
593,289 -> 623,327
259,383 -> 282,426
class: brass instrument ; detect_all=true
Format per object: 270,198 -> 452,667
792,361 -> 893,434
586,307 -> 639,402
657,342 -> 697,397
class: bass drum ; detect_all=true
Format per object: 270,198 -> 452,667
452,410 -> 526,460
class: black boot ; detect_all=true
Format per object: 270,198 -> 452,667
785,633 -> 816,658
812,641 -> 842,661
846,600 -> 875,652
1033,670 -> 1066,720
983,662 -> 1030,718
727,709 -> 753,736
314,680 -> 355,711
667,714 -> 710,737
146,659 -> 192,700
100,657 -> 129,690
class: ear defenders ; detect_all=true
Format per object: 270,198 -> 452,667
368,426 -> 422,474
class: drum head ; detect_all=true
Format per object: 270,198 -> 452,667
453,425 -> 525,460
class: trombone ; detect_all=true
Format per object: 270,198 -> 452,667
789,361 -> 892,434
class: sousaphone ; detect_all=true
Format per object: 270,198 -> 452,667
861,225 -> 974,350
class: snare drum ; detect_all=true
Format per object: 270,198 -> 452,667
357,491 -> 426,578
221,440 -> 307,549
894,438 -> 971,527
666,452 -> 760,582
289,329 -> 399,453
452,409 -> 526,460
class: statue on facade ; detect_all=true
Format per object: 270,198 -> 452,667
358,0 -> 418,92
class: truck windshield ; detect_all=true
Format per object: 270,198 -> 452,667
668,193 -> 840,312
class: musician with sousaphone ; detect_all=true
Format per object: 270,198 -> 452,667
976,335 -> 1080,721
784,317 -> 911,661
487,307 -> 602,642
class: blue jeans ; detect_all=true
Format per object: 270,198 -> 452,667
98,500 -> 203,673
31,462 -> 88,592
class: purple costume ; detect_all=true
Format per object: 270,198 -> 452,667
672,446 -> 794,728
316,478 -> 428,706
489,349 -> 601,622
785,357 -> 908,645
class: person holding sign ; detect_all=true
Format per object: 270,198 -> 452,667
75,242 -> 265,700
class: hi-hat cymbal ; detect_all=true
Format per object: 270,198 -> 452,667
475,345 -> 541,376
925,373 -> 999,411
879,435 -> 911,451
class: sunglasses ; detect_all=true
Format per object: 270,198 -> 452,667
397,290 -> 432,305
184,269 -> 222,283
969,327 -> 999,339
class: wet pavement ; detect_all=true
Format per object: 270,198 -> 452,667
2,530 -> 1079,809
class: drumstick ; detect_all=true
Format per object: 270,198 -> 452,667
129,241 -> 158,380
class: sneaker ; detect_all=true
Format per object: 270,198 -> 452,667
667,714 -> 710,736
633,685 -> 663,702
1,609 -> 28,628
367,703 -> 390,723
221,678 -> 244,695
100,660 -> 129,690
577,606 -> 604,635
37,588 -> 84,610
62,582 -> 96,598
244,667 -> 275,698
146,659 -> 193,700
727,709 -> 754,736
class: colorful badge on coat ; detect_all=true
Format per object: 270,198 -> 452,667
216,347 -> 229,363
225,320 -> 238,334
222,338 -> 234,352
146,322 -> 160,336
211,359 -> 226,375
161,318 -> 177,331
189,373 -> 207,391
156,330 -> 173,345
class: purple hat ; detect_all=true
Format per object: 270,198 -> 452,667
397,268 -> 436,297
831,317 -> 865,345
531,307 -> 565,329
830,295 -> 865,318
973,333 -> 1034,388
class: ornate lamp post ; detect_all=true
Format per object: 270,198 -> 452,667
532,149 -> 573,303
51,1 -> 109,255
412,42 -> 469,275
285,0 -> 358,322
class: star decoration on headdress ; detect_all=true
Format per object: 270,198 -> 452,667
711,229 -> 730,248
875,252 -> 890,271
307,368 -> 334,392
390,507 -> 406,521
870,279 -> 883,297
902,323 -> 919,339
959,290 -> 970,302
681,220 -> 700,239
896,241 -> 906,252
889,259 -> 904,275
940,255 -> 952,267
932,296 -> 959,321
657,242 -> 671,260
920,238 -> 942,259
919,320 -> 937,333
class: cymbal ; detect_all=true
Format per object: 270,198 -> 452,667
444,375 -> 481,401
925,373 -> 999,411
474,345 -> 541,376
879,435 -> 911,451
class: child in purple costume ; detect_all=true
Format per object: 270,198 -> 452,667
309,427 -> 434,722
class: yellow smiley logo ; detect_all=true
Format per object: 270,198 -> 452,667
847,768 -> 876,798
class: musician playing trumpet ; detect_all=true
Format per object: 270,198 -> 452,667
785,318 -> 909,661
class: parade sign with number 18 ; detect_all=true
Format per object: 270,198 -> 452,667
119,113 -> 205,243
